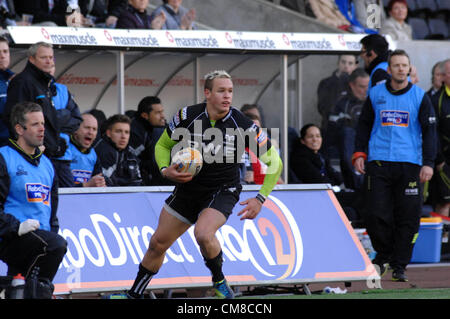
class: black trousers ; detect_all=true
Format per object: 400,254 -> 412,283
364,161 -> 422,270
0,229 -> 67,281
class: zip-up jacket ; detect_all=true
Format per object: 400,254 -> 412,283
4,61 -> 67,158
94,136 -> 142,186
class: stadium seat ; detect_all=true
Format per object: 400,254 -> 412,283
414,0 -> 438,19
434,0 -> 450,20
428,17 -> 449,39
435,0 -> 450,11
408,17 -> 430,39
406,0 -> 417,12
415,0 -> 438,11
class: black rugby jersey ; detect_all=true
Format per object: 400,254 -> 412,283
167,103 -> 271,189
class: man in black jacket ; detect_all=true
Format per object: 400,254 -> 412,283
129,96 -> 168,186
359,34 -> 391,89
317,54 -> 357,160
328,68 -> 369,190
4,42 -> 81,184
94,114 -> 142,186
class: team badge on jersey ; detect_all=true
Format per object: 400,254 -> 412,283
381,110 -> 409,127
26,183 -> 50,205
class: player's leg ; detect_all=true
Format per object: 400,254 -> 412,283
194,184 -> 242,299
141,207 -> 191,272
195,207 -> 234,298
194,208 -> 226,260
108,207 -> 191,299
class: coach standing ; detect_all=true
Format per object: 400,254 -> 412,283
352,50 -> 437,282
3,42 -> 70,171
0,102 -> 67,298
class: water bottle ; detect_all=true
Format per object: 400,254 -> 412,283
8,273 -> 25,299
323,286 -> 347,294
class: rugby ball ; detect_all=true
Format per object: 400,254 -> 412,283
171,147 -> 203,176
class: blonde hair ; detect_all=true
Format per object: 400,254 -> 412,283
204,70 -> 231,91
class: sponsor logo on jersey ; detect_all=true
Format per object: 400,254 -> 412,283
72,170 -> 93,184
26,183 -> 50,205
381,110 -> 409,127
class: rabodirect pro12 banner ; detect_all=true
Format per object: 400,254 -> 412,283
0,187 -> 377,294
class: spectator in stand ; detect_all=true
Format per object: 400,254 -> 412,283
0,36 -> 13,147
4,42 -> 74,180
359,34 -> 390,89
427,61 -> 445,99
0,0 -> 33,28
328,68 -> 369,191
317,54 -> 357,159
14,0 -> 81,26
69,113 -> 106,187
0,102 -> 67,299
78,0 -> 127,28
149,0 -> 196,30
353,0 -> 386,31
116,0 -> 159,29
94,114 -> 143,186
334,0 -> 379,34
289,123 -> 362,223
307,0 -> 350,30
380,0 -> 412,41
429,59 -> 450,217
129,96 -> 169,186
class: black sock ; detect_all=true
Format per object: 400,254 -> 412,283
128,263 -> 157,298
204,251 -> 224,283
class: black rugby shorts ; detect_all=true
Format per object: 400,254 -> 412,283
164,184 -> 242,224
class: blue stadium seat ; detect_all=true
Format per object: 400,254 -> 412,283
406,0 -> 417,12
428,17 -> 449,38
434,0 -> 450,20
415,0 -> 438,11
408,17 -> 430,39
435,0 -> 450,11
413,0 -> 438,19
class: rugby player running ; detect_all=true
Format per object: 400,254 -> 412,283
106,70 -> 283,299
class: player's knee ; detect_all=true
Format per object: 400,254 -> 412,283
148,234 -> 170,254
193,229 -> 214,248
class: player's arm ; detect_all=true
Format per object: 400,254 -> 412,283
155,129 -> 193,183
418,94 -> 437,183
238,145 -> 283,221
258,146 -> 283,198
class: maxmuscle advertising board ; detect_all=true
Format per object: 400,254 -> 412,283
0,186 -> 378,294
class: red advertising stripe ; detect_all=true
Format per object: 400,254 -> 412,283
54,275 -> 256,293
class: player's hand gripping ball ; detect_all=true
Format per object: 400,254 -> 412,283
171,147 -> 203,176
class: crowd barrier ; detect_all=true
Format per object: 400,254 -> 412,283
0,184 -> 378,296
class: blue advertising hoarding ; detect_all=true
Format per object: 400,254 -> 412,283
1,185 -> 377,294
